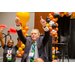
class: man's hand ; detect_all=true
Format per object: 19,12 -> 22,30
15,17 -> 20,26
40,16 -> 46,27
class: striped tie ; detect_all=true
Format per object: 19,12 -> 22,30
30,41 -> 35,62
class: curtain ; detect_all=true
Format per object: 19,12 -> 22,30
57,16 -> 70,37
69,19 -> 75,58
57,16 -> 75,58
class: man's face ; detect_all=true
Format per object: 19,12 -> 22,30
31,30 -> 40,41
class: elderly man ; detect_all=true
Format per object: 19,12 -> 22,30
15,16 -> 50,62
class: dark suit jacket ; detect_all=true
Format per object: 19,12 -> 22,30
17,29 -> 50,62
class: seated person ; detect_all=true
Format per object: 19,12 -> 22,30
15,16 -> 50,62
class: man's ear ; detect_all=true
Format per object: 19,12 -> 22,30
38,34 -> 40,38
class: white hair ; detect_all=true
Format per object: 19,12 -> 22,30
31,29 -> 40,35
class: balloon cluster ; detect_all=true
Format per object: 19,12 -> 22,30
46,12 -> 73,59
16,12 -> 30,58
70,12 -> 75,19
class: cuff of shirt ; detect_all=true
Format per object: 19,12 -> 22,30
15,25 -> 21,31
43,26 -> 49,31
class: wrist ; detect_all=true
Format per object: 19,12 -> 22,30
15,25 -> 21,30
16,23 -> 20,26
43,26 -> 49,31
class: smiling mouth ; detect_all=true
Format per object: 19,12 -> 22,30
32,38 -> 36,39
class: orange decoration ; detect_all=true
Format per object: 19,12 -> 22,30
48,26 -> 53,31
56,23 -> 58,27
49,15 -> 53,20
20,50 -> 24,55
24,26 -> 29,31
56,47 -> 58,51
55,28 -> 59,32
22,30 -> 26,34
52,47 -> 55,51
51,12 -> 54,15
17,53 -> 22,58
52,18 -> 57,23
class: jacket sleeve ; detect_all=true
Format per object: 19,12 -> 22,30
43,30 -> 50,46
17,29 -> 27,44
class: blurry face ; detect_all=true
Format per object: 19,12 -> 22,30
7,40 -> 14,47
31,30 -> 40,41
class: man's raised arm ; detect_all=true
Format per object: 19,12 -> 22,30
15,17 -> 27,44
40,16 -> 50,46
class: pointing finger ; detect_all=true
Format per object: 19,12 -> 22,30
40,16 -> 43,20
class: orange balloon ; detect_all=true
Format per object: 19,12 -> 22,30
49,15 -> 53,20
22,30 -> 26,34
21,42 -> 23,45
59,12 -> 64,14
24,26 -> 29,31
56,47 -> 58,51
48,26 -> 53,31
20,50 -> 24,55
21,44 -> 25,49
56,40 -> 58,43
51,12 -> 54,15
50,32 -> 52,35
52,55 -> 55,59
17,53 -> 22,58
66,14 -> 69,17
18,47 -> 22,51
52,47 -> 55,51
64,12 -> 67,15
56,23 -> 58,27
55,33 -> 58,37
46,23 -> 50,27
52,41 -> 56,43
55,28 -> 59,31
52,32 -> 56,36
71,12 -> 75,17
52,18 -> 57,23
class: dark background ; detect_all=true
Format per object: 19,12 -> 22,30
58,16 -> 75,58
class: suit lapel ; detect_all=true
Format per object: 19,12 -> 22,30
36,37 -> 41,51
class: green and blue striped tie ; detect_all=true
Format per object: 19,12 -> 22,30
30,41 -> 35,62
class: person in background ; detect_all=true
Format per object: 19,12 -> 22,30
0,28 -> 21,62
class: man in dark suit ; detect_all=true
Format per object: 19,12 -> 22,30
15,16 -> 50,62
